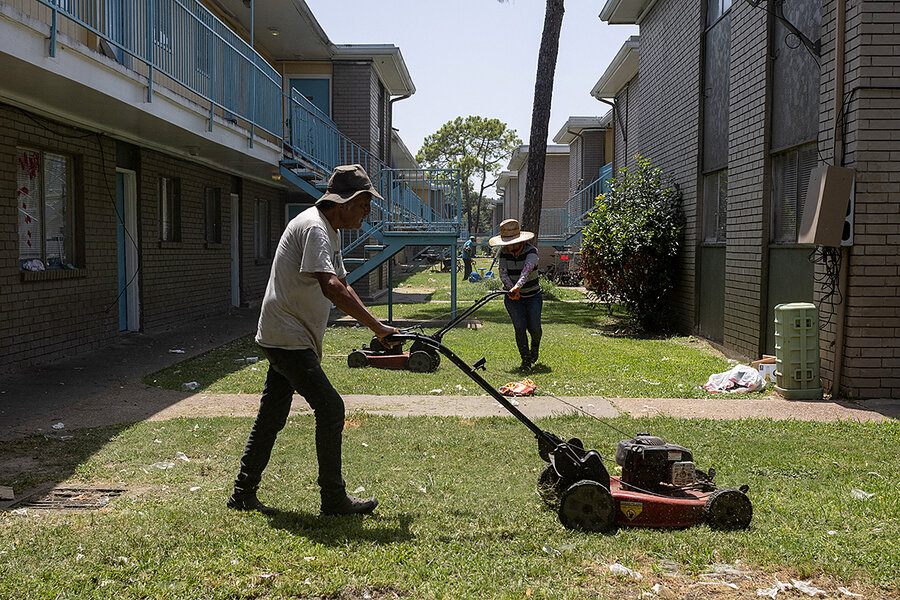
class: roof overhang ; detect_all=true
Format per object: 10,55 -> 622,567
507,144 -> 569,172
552,115 -> 612,144
496,170 -> 517,191
591,36 -> 640,99
332,45 -> 415,96
599,0 -> 657,24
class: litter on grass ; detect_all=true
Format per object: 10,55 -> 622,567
850,488 -> 875,500
52,422 -> 65,430
703,364 -> 765,393
608,563 -> 642,580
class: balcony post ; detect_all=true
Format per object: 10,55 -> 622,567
208,23 -> 214,132
49,4 -> 57,57
146,0 -> 153,102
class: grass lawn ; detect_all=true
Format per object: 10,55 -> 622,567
0,415 -> 898,599
145,271 -> 747,399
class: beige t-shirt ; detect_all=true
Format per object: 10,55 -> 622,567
255,206 -> 346,360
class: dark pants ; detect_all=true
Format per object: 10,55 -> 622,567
504,292 -> 543,363
463,258 -> 473,279
233,347 -> 346,500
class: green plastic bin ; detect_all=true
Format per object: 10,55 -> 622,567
773,302 -> 823,400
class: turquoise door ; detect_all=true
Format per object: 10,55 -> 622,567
290,78 -> 330,117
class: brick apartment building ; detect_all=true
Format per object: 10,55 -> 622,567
0,0 -> 415,375
598,0 -> 900,398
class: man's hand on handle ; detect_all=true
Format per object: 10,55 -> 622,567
373,322 -> 400,348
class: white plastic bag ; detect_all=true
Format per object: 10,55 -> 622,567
704,364 -> 765,393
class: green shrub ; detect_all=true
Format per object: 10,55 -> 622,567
581,156 -> 684,332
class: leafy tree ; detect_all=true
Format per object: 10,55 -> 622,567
581,157 -> 684,333
416,116 -> 520,235
499,0 -> 565,237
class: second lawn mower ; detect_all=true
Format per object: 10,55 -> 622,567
347,290 -> 507,373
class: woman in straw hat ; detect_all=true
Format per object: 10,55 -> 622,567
489,219 -> 543,370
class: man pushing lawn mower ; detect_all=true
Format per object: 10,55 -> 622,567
228,165 -> 398,517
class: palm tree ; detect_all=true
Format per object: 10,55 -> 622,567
499,0 -> 565,237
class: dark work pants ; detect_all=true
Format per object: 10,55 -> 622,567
463,258 -> 473,279
233,347 -> 346,500
504,292 -> 543,363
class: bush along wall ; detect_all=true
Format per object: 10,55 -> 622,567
581,156 -> 684,333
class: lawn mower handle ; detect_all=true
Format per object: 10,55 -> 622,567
429,290 -> 509,341
383,330 -> 569,459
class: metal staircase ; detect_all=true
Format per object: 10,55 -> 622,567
537,162 -> 613,248
280,92 -> 463,307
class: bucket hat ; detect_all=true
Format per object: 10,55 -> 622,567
316,164 -> 383,205
489,219 -> 535,247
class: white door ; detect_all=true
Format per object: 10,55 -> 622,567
231,193 -> 240,307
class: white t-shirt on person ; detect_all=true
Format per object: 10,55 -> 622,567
255,206 -> 346,360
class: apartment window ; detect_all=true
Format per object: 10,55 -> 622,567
772,143 -> 817,244
254,198 -> 269,259
16,148 -> 76,270
158,177 -> 181,242
707,0 -> 733,25
205,187 -> 221,243
703,170 -> 728,243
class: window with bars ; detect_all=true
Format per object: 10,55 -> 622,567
703,170 -> 728,243
158,177 -> 181,242
16,148 -> 76,270
204,187 -> 221,244
254,198 -> 269,259
771,143 -> 818,244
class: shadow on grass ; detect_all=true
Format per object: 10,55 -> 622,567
266,510 -> 415,545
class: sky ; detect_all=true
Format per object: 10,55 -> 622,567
305,0 -> 638,163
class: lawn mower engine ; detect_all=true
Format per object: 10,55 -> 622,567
615,434 -> 709,494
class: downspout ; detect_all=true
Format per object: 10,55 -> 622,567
389,93 -> 413,169
830,0 -> 848,397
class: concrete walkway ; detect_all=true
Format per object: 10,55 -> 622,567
1,306 -> 897,442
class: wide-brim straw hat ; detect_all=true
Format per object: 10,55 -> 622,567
489,219 -> 535,247
316,164 -> 384,205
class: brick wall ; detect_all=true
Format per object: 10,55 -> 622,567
817,0 -> 900,398
614,76 -> 640,174
240,179 -> 286,306
637,0 -> 704,333
569,137 -> 583,197
582,129 -> 607,183
0,103 -> 287,375
722,0 -> 769,359
333,62 -> 375,155
1,105 -> 121,371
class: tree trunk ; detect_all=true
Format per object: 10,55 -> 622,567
463,185 -> 473,235
522,0 -> 564,237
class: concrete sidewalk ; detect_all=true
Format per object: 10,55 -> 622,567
1,305 -> 897,441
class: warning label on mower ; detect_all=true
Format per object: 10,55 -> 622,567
620,501 -> 643,520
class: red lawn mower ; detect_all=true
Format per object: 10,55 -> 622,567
347,290 -> 508,373
384,325 -> 753,533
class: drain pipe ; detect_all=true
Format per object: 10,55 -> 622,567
830,0 -> 848,397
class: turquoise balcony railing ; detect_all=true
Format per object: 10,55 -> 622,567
41,0 -> 282,138
539,162 -> 613,242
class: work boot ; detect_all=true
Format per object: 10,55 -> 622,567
227,489 -> 277,515
530,342 -> 540,365
518,358 -> 532,372
320,493 -> 379,516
